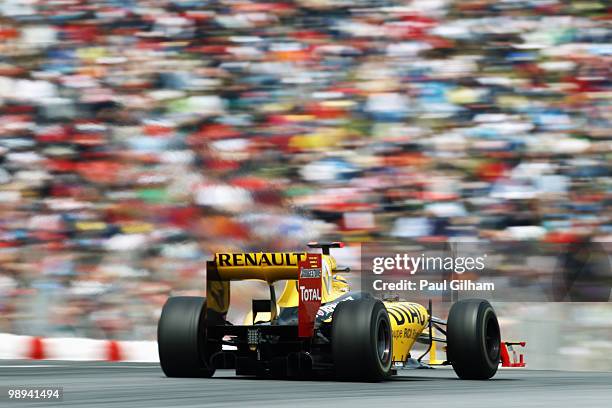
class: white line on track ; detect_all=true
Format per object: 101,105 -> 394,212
0,365 -> 68,368
0,364 -> 156,368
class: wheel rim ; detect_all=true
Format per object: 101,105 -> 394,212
484,313 -> 500,362
376,318 -> 391,364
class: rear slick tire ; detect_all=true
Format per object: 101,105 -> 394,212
332,298 -> 392,382
158,296 -> 216,378
447,299 -> 501,380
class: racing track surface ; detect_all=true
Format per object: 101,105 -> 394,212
2,360 -> 612,408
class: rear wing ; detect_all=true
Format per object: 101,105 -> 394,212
212,252 -> 308,282
206,252 -> 323,337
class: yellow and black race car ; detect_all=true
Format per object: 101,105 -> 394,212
158,242 -> 524,381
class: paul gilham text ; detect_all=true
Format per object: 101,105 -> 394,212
373,279 -> 495,291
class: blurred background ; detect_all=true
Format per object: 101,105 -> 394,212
0,0 -> 609,369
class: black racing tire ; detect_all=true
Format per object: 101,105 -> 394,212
447,299 -> 501,380
158,296 -> 216,378
332,298 -> 392,381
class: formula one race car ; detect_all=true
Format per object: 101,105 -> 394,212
158,242 -> 525,381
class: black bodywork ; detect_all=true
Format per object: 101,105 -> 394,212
205,287 -> 367,377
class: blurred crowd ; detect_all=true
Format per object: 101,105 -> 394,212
0,0 -> 610,339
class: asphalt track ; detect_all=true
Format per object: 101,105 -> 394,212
1,360 -> 612,408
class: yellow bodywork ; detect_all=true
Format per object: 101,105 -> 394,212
242,254 -> 342,324
383,301 -> 429,362
215,252 -> 430,364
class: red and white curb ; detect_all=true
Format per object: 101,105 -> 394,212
0,333 -> 158,362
